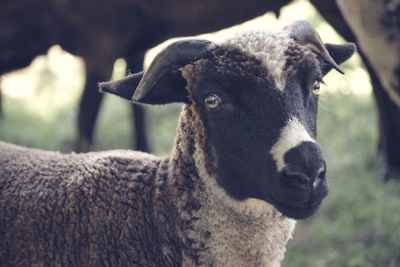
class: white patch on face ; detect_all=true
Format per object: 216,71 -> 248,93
270,117 -> 315,172
220,30 -> 294,91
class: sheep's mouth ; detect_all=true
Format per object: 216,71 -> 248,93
267,180 -> 329,220
271,197 -> 322,219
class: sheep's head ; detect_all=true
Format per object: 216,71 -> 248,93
100,21 -> 355,219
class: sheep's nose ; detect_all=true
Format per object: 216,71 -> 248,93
281,142 -> 327,188
282,164 -> 326,188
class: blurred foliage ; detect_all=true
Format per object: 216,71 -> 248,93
0,0 -> 399,266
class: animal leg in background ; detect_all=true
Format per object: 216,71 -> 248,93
75,60 -> 114,153
371,64 -> 400,180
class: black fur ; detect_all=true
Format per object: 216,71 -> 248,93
185,48 -> 327,219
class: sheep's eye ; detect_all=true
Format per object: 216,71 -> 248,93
205,94 -> 222,109
312,80 -> 321,95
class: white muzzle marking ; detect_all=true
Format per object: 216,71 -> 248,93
270,117 -> 315,172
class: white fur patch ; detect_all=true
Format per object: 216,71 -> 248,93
270,117 -> 315,172
220,30 -> 294,91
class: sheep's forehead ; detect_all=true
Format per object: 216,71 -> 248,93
220,30 -> 295,91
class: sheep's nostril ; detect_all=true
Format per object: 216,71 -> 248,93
315,167 -> 326,180
312,167 -> 326,188
282,167 -> 309,185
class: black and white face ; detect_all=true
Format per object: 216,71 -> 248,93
187,45 -> 329,219
99,24 -> 355,220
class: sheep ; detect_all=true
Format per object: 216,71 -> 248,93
0,21 -> 355,266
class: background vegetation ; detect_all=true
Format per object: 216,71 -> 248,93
0,1 -> 399,266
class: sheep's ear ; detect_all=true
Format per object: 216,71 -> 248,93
99,39 -> 215,105
132,39 -> 216,105
99,71 -> 144,101
100,39 -> 216,105
285,20 -> 355,75
320,43 -> 356,76
98,70 -> 188,104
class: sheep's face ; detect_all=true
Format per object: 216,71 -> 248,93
185,46 -> 329,219
99,23 -> 355,219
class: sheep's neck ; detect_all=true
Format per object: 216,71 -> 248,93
166,106 -> 295,266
